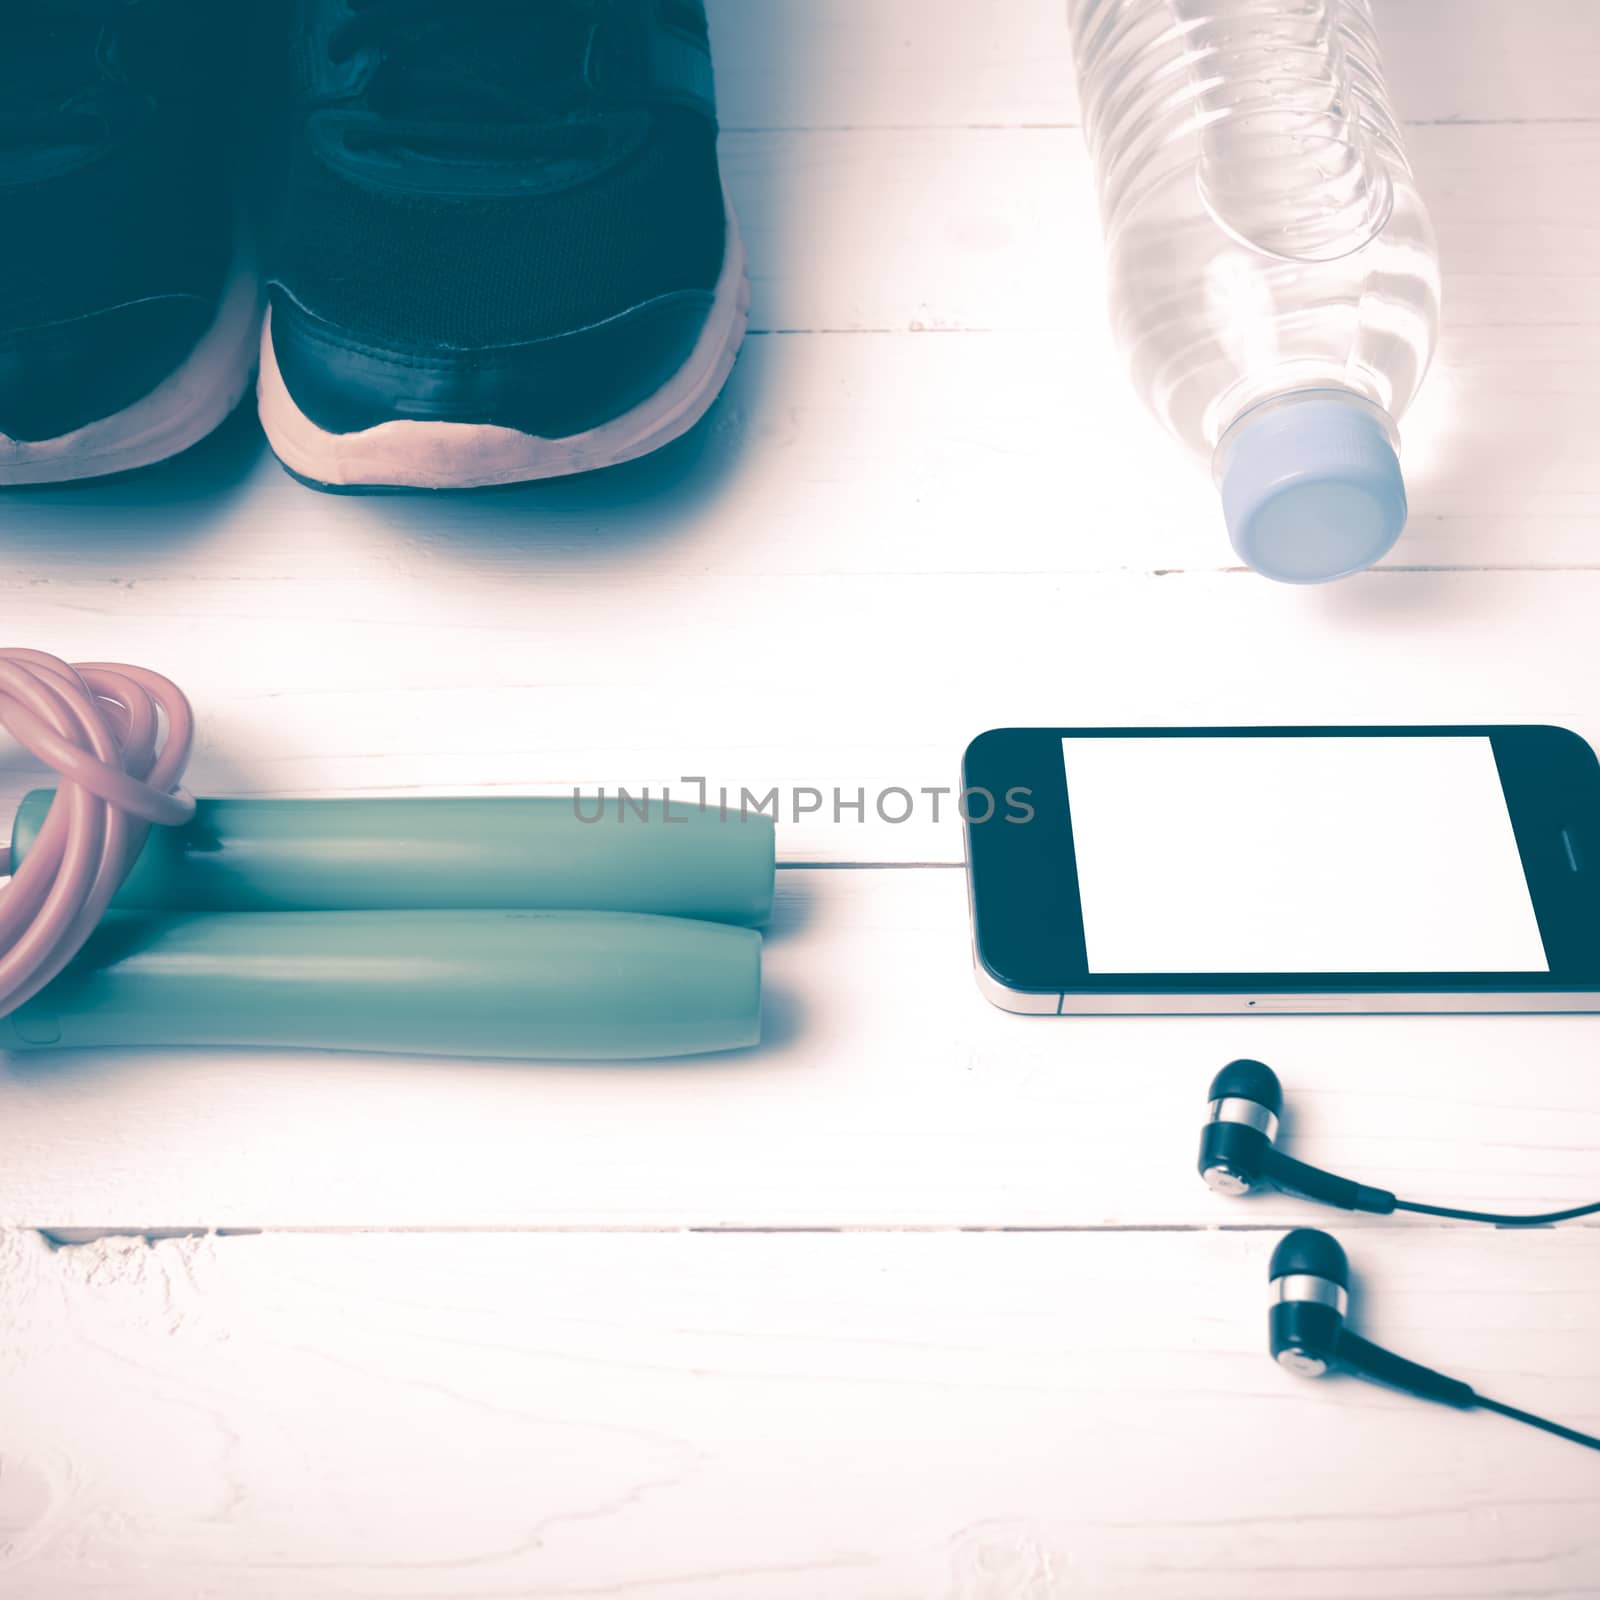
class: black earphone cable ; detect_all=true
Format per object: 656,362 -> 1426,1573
1393,1198 -> 1600,1227
1475,1395 -> 1600,1452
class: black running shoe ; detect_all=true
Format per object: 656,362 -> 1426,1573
259,0 -> 748,489
0,2 -> 259,486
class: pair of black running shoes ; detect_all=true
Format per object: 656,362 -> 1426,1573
1,0 -> 747,490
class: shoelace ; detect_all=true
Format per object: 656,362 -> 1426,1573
332,0 -> 618,155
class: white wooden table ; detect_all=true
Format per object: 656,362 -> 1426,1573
3,3 -> 1598,1594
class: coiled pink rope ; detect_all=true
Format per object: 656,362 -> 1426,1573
0,650 -> 194,1019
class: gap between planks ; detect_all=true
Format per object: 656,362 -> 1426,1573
718,117 -> 1600,132
31,1217 -> 1600,1246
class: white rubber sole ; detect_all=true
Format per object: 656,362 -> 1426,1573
257,202 -> 751,490
0,260 -> 262,488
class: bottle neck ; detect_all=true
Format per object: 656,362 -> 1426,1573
1212,387 -> 1398,487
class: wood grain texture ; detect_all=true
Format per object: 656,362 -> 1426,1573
4,870 -> 1598,1231
2,1227 -> 1596,1599
716,125 -> 1600,337
2,3 -> 1599,1593
7,561 -> 1600,863
707,0 -> 1600,128
0,118 -> 1593,650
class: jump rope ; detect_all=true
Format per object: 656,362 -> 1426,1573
0,650 -> 195,1019
0,648 -> 770,1060
2,651 -> 1595,1451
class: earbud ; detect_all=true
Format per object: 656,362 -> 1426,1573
1263,1229 -> 1600,1452
1266,1227 -> 1470,1401
1267,1226 -> 1350,1377
1198,1060 -> 1398,1214
1269,1228 -> 1476,1407
1198,1058 -> 1283,1196
1200,1061 -> 1600,1226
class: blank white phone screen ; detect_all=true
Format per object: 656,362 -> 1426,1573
1060,736 -> 1549,974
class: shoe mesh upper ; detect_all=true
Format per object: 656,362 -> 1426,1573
0,0 -> 238,337
0,124 -> 231,337
272,105 -> 726,351
271,0 -> 726,352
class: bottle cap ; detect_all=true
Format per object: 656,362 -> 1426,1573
1217,393 -> 1407,583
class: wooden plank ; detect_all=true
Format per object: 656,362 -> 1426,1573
0,16 -> 1593,1592
708,0 -> 1600,129
1381,0 -> 1600,126
724,124 -> 1599,336
2,1226 -> 1595,1598
5,322 -> 1594,584
4,564 -> 1600,861
4,123 -> 1594,583
711,0 -> 1075,130
4,868 -> 1598,1230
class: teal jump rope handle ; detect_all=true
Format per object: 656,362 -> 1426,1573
10,791 -> 775,926
2,910 -> 762,1061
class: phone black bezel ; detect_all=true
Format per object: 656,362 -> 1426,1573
962,725 -> 1600,999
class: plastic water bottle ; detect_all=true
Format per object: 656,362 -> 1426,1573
1066,0 -> 1441,582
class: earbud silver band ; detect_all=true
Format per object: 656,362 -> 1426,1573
1271,1274 -> 1348,1315
1207,1096 -> 1279,1141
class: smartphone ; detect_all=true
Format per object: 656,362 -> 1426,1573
962,725 -> 1600,1015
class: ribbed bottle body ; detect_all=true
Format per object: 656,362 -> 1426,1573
1067,0 -> 1440,463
